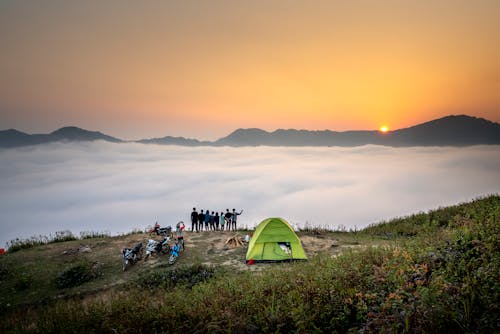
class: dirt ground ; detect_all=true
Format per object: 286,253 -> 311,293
0,228 -> 385,308
111,229 -> 366,272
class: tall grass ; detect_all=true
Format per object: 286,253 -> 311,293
7,229 -> 133,252
6,230 -> 77,253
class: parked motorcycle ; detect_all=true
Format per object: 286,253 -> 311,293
144,237 -> 170,260
122,242 -> 143,271
149,222 -> 172,237
168,240 -> 183,265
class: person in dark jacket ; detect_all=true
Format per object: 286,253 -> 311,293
198,210 -> 205,232
209,211 -> 216,231
191,208 -> 198,232
214,212 -> 220,231
224,209 -> 232,231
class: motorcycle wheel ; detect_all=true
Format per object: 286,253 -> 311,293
168,254 -> 176,265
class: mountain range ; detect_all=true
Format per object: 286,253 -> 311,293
1,115 -> 500,148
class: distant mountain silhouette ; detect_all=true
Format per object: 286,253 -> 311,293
50,126 -> 121,143
382,115 -> 500,146
1,115 -> 499,148
137,136 -> 210,146
0,126 -> 121,148
215,115 -> 500,147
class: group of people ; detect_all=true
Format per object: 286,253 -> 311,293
190,208 -> 243,232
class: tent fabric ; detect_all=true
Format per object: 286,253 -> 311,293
246,218 -> 307,262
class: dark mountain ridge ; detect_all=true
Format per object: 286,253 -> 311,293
137,136 -> 210,146
50,126 -> 121,143
1,115 -> 499,148
215,115 -> 500,147
0,126 -> 122,148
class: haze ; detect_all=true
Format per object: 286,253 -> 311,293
1,143 -> 499,248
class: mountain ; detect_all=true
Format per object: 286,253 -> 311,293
382,115 -> 500,146
214,128 -> 383,146
1,115 -> 499,148
0,126 -> 122,148
215,115 -> 500,147
137,136 -> 210,146
50,126 -> 122,143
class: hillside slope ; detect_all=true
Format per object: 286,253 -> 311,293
1,195 -> 498,333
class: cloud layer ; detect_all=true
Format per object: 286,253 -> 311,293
1,142 -> 499,248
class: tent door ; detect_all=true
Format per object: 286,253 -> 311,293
263,242 -> 291,260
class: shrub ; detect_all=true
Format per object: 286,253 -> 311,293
79,231 -> 110,239
134,263 -> 217,290
14,272 -> 33,291
56,261 -> 101,289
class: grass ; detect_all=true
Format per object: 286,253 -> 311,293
6,230 -> 78,253
0,195 -> 498,333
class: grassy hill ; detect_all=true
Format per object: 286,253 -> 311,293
0,195 -> 498,333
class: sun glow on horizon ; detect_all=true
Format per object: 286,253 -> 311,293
379,126 -> 389,133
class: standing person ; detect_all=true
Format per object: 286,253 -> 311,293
231,208 -> 243,231
219,211 -> 225,231
224,209 -> 232,231
214,212 -> 220,231
198,210 -> 205,232
176,221 -> 185,250
204,210 -> 211,231
191,208 -> 198,232
209,211 -> 215,231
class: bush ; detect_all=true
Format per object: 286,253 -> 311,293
135,263 -> 217,290
14,272 -> 33,291
80,231 -> 110,239
56,261 -> 101,289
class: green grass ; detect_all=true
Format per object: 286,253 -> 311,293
0,195 -> 498,333
6,230 -> 78,253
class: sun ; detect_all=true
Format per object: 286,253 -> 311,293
379,125 -> 389,133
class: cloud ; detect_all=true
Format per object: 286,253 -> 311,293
1,142 -> 499,248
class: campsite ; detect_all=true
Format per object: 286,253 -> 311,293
0,195 -> 498,333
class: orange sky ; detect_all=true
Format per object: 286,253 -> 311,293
1,1 -> 499,140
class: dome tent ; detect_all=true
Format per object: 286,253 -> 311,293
246,218 -> 307,262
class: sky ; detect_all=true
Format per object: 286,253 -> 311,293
1,1 -> 500,140
1,142 -> 499,248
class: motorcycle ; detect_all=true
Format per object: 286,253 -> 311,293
149,222 -> 172,237
144,237 -> 170,261
122,242 -> 143,271
168,240 -> 183,265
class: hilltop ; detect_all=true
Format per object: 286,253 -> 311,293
2,114 -> 500,148
0,195 -> 498,333
0,229 -> 376,308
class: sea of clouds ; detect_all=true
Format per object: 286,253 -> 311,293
1,142 -> 499,248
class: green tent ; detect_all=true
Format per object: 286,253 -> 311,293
246,218 -> 307,262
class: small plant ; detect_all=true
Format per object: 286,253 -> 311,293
80,231 -> 110,239
14,272 -> 33,291
56,261 -> 101,289
299,222 -> 333,236
135,263 -> 217,290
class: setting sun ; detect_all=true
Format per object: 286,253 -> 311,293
379,126 -> 389,133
